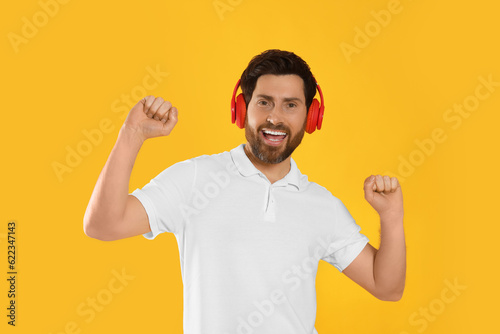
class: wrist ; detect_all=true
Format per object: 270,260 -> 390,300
118,124 -> 145,149
380,212 -> 404,225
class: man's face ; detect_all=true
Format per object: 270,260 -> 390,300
244,74 -> 308,164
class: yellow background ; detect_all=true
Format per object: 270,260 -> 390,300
1,0 -> 498,333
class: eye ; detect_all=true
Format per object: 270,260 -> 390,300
257,100 -> 269,106
287,103 -> 297,108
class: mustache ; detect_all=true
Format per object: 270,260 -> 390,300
258,122 -> 290,133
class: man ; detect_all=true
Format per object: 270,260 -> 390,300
84,49 -> 406,333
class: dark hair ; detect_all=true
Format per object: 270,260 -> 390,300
240,49 -> 317,111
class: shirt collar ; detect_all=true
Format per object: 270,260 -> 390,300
229,144 -> 302,190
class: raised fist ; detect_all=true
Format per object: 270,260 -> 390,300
122,95 -> 178,143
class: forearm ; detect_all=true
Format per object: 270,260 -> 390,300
373,215 -> 406,300
83,126 -> 143,234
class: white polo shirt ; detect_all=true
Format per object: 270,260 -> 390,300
130,143 -> 369,334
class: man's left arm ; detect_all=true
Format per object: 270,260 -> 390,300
342,175 -> 406,301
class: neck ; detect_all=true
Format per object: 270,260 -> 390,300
243,142 -> 291,184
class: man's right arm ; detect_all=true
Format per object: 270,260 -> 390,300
83,96 -> 178,241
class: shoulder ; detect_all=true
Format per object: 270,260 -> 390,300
190,149 -> 235,172
301,178 -> 340,202
191,149 -> 231,163
300,178 -> 351,214
166,149 -> 239,184
163,149 -> 232,169
150,150 -> 232,187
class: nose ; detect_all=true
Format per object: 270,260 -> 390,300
266,104 -> 284,125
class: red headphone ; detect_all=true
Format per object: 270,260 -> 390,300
230,76 -> 325,134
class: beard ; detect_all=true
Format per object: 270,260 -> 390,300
244,118 -> 306,164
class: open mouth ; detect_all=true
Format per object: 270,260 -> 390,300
261,129 -> 287,146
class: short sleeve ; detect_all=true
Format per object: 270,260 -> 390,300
321,198 -> 370,272
130,159 -> 195,239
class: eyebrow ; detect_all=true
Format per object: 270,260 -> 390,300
255,94 -> 304,104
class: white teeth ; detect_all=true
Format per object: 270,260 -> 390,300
263,130 -> 287,136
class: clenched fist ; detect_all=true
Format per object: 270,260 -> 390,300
122,95 -> 178,143
363,175 -> 404,221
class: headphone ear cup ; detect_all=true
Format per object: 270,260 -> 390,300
317,103 -> 324,130
306,99 -> 319,134
235,94 -> 247,129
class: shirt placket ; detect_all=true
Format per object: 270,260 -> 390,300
262,178 -> 287,222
